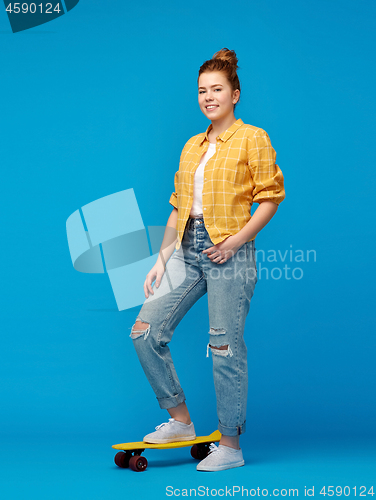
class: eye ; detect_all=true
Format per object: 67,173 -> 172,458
199,90 -> 205,94
214,88 -> 221,91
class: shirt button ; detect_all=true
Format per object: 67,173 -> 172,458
205,178 -> 207,180
204,208 -> 207,210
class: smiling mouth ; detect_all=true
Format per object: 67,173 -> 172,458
206,105 -> 218,110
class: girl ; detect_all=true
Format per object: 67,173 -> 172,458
130,48 -> 285,471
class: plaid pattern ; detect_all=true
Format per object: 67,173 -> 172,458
169,119 -> 285,250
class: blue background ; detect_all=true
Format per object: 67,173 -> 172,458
1,0 -> 375,498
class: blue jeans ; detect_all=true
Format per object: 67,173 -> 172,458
130,216 -> 258,437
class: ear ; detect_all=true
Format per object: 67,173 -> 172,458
232,89 -> 240,104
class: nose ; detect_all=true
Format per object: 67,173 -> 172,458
205,90 -> 214,101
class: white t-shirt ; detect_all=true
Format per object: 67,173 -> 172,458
189,142 -> 216,216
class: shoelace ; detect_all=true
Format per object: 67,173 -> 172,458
155,417 -> 175,431
208,443 -> 219,455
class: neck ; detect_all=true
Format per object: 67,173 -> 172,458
210,114 -> 237,138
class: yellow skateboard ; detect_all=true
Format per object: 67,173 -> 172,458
112,430 -> 221,471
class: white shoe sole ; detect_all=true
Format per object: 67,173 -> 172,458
197,460 -> 245,471
143,435 -> 196,444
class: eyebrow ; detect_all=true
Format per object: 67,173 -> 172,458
198,84 -> 223,90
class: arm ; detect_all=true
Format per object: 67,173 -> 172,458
232,201 -> 278,246
155,207 -> 178,269
144,207 -> 178,297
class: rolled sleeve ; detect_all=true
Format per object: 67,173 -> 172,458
248,129 -> 285,205
169,170 -> 178,208
169,191 -> 178,208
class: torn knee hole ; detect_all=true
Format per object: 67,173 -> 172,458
209,327 -> 226,336
130,320 -> 150,340
210,344 -> 229,350
206,343 -> 233,357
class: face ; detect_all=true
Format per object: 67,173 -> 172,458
198,71 -> 239,121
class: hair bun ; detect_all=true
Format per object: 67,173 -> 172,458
212,48 -> 239,69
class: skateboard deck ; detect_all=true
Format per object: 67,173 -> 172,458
112,430 -> 221,471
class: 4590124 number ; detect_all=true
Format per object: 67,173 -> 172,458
320,486 -> 374,496
5,3 -> 61,14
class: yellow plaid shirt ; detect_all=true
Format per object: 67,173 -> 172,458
169,118 -> 285,250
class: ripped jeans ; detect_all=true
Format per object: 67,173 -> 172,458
130,216 -> 258,437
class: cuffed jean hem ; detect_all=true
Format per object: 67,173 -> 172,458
157,391 -> 186,410
218,420 -> 246,437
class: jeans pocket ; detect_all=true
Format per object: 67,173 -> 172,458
246,241 -> 257,282
243,241 -> 257,302
252,242 -> 257,278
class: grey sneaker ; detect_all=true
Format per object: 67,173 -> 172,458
197,443 -> 245,471
143,418 -> 196,444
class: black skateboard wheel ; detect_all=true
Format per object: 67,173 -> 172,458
129,455 -> 148,472
114,451 -> 131,468
191,443 -> 210,460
